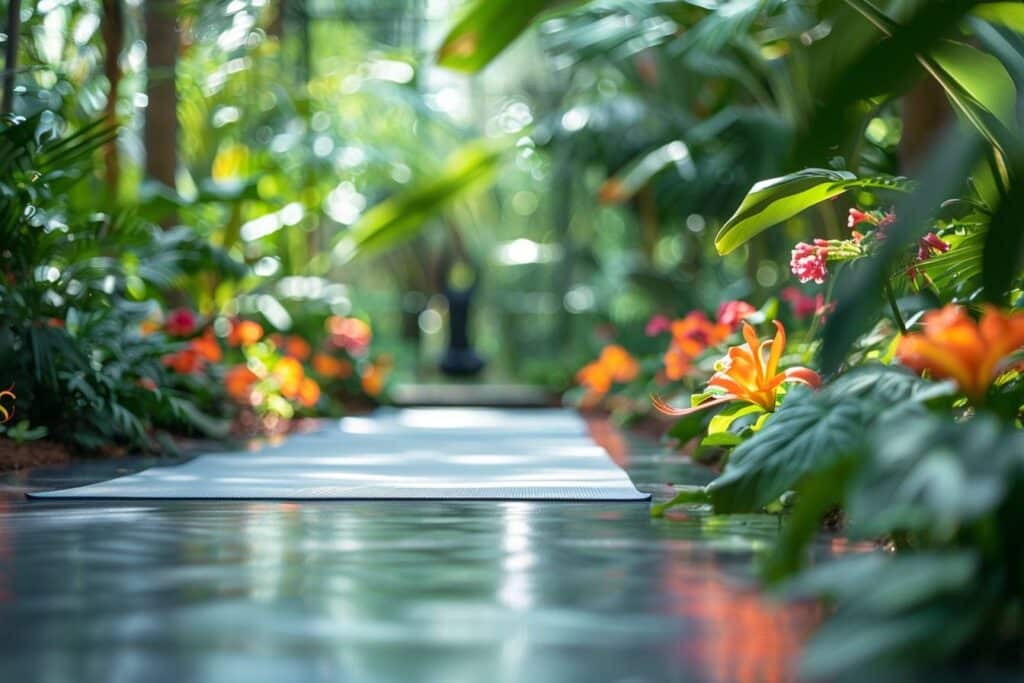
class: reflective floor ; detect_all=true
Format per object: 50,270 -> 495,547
0,418 -> 840,683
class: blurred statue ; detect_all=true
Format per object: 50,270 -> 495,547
440,257 -> 485,377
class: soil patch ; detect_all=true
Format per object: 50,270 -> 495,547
0,438 -> 76,472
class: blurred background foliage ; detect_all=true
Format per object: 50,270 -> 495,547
3,0 -> 906,395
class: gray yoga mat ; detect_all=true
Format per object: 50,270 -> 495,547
29,408 -> 649,501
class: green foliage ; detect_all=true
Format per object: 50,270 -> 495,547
786,551 -> 993,680
714,170 -> 913,255
780,413 -> 1024,678
437,0 -> 555,72
333,143 -> 504,262
707,365 -> 948,513
0,115 -> 236,453
849,412 -> 1024,542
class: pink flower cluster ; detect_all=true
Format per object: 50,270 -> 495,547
790,239 -> 829,284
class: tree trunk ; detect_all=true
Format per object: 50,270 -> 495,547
2,0 -> 21,116
101,0 -> 124,195
900,78 -> 951,175
143,0 -> 178,196
267,0 -> 284,40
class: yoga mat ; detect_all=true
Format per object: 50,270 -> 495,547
29,408 -> 649,501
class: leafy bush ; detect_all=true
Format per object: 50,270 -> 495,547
0,114 -> 241,452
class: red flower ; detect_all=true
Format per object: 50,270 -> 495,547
790,240 -> 829,284
165,308 -> 198,337
189,330 -> 222,363
847,208 -> 876,229
908,232 -> 950,282
162,349 -> 203,374
716,300 -> 756,328
225,365 -> 258,402
645,315 -> 672,337
781,287 -> 824,320
327,316 -> 372,355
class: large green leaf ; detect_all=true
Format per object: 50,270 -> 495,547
332,143 -> 503,262
713,170 -> 913,255
848,412 -> 1024,541
786,552 -> 990,680
707,366 -> 951,513
972,2 -> 1024,33
436,0 -> 555,73
598,140 -> 693,204
981,174 -> 1024,303
844,0 -> 1021,179
926,39 -> 1020,170
707,389 -> 866,512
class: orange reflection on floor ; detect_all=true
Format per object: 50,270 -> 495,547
583,416 -> 630,467
662,559 -> 823,683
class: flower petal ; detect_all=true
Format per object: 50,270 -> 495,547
651,394 -> 737,417
765,320 -> 786,378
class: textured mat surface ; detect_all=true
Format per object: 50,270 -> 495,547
29,408 -> 649,501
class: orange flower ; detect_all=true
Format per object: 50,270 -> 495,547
661,311 -> 733,381
284,335 -> 311,361
577,361 -> 612,395
361,363 -> 388,397
272,357 -> 305,398
577,344 -> 639,395
599,344 -> 639,382
189,330 -> 222,363
162,348 -> 204,374
228,320 -> 264,347
225,365 -> 258,402
139,319 -> 161,336
897,304 -> 1024,401
663,344 -> 694,381
298,377 -> 321,407
312,352 -> 352,379
654,321 -> 821,416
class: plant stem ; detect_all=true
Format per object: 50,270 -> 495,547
884,280 -> 907,334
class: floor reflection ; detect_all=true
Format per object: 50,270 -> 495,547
0,418 -> 841,682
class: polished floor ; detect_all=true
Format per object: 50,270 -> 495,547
0,417 -> 840,683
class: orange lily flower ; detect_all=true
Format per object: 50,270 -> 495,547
0,385 -> 15,424
653,321 -> 821,416
897,304 -> 1024,401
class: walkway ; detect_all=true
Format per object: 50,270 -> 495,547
0,411 -> 833,683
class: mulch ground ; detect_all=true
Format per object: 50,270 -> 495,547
0,438 -> 76,472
